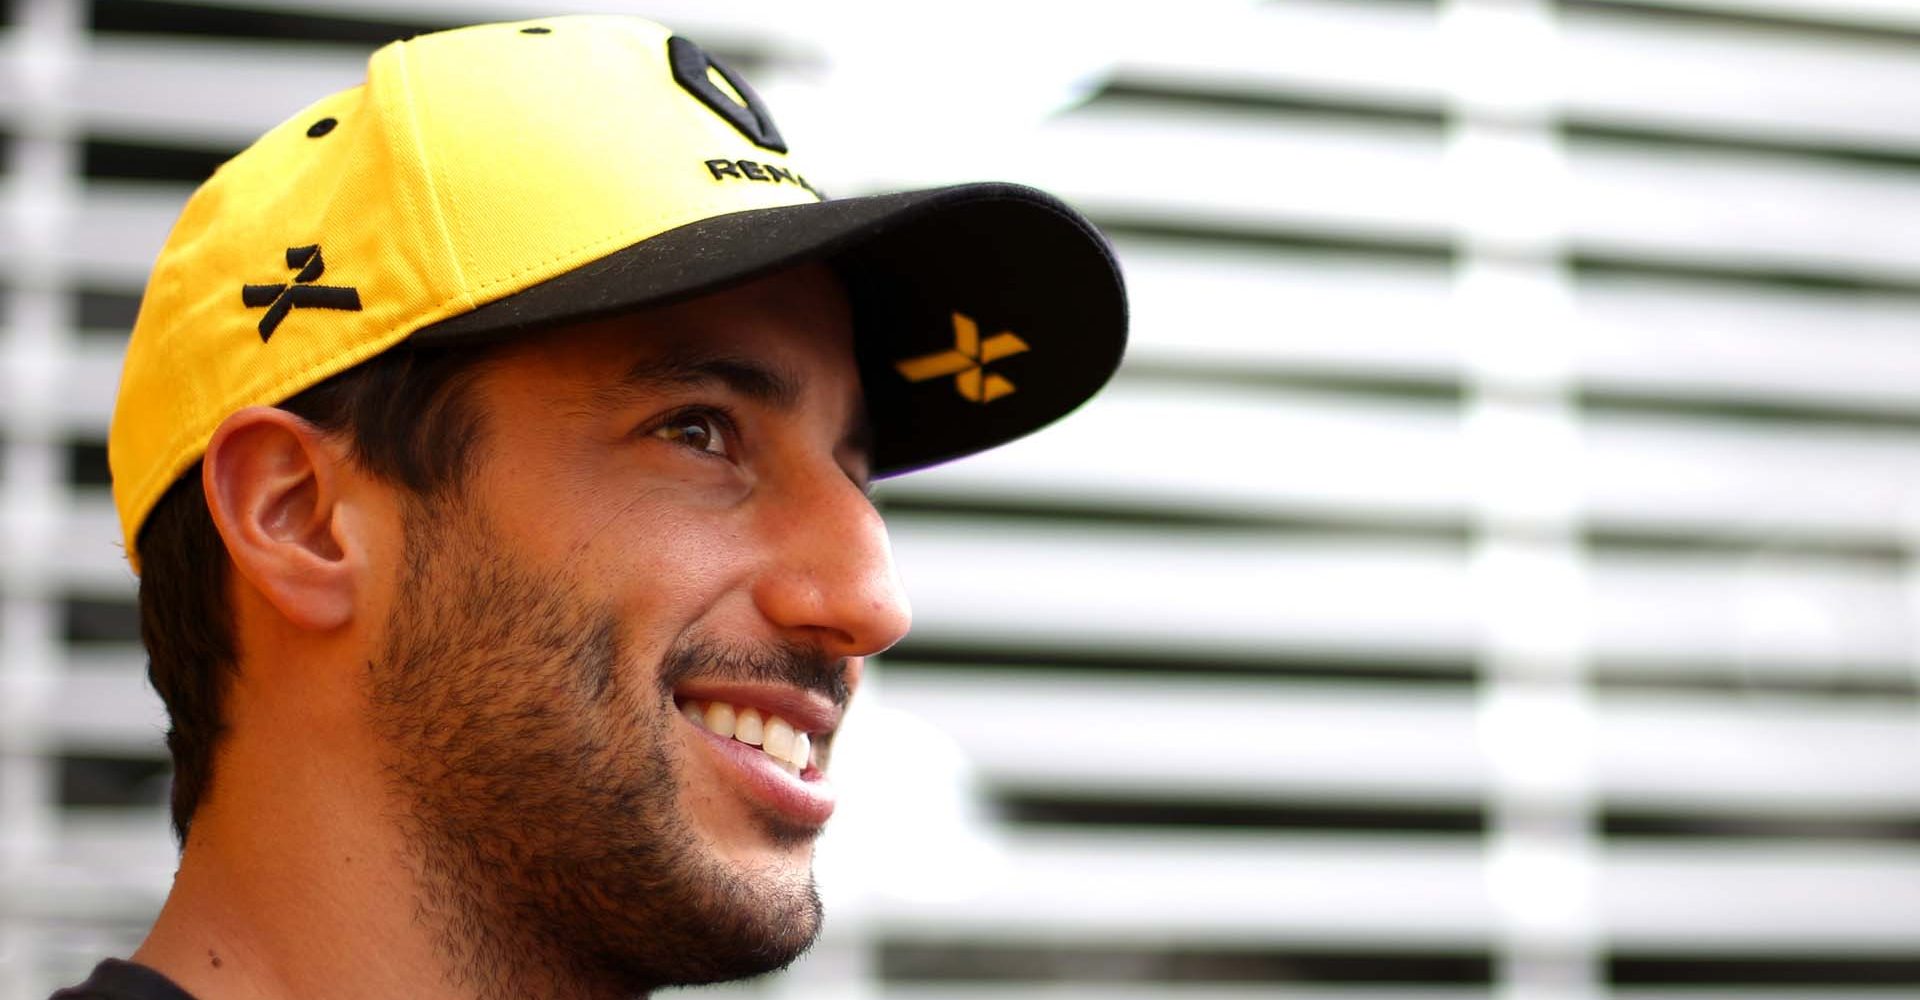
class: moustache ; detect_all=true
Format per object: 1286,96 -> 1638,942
656,636 -> 851,708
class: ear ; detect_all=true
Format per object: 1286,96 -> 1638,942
202,406 -> 359,632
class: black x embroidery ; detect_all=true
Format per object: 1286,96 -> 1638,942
242,244 -> 362,341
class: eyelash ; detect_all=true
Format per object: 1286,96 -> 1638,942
646,405 -> 739,459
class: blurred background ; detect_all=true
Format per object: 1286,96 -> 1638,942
5,0 -> 1920,998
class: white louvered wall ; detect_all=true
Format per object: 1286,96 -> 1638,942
5,1 -> 1920,999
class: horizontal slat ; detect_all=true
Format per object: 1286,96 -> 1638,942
64,38 -> 368,145
1572,279 -> 1920,412
59,184 -> 191,285
890,671 -> 1474,802
1561,5 -> 1920,151
8,811 -> 173,923
1114,1 -> 1920,152
878,382 -> 1469,525
868,830 -> 1920,951
883,381 -> 1920,546
828,101 -> 1920,282
1112,1 -> 1446,112
1118,241 -> 1460,380
1564,140 -> 1920,285
1594,692 -> 1920,814
55,494 -> 136,592
886,103 -> 1454,245
51,654 -> 166,755
880,671 -> 1487,802
1622,0 -> 1920,32
61,338 -> 127,432
880,670 -> 1920,815
1582,415 -> 1920,543
1584,550 -> 1912,671
869,830 -> 1494,946
893,518 -> 1918,678
2,337 -> 126,436
1603,842 -> 1920,950
1126,243 -> 1920,415
889,518 -> 1478,659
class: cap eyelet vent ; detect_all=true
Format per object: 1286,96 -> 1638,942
306,117 -> 337,138
520,26 -> 551,34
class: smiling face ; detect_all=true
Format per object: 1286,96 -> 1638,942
366,262 -> 912,996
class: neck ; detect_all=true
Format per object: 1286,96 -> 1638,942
132,753 -> 449,1000
131,739 -> 633,1000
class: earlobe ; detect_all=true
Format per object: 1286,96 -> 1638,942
203,407 -> 358,632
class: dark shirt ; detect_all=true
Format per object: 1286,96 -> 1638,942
50,960 -> 197,1000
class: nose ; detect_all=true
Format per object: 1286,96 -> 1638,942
751,470 -> 912,660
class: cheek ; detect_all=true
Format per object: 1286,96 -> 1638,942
569,494 -> 759,653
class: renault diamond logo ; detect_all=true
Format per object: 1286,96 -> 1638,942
242,244 -> 362,341
895,311 -> 1029,403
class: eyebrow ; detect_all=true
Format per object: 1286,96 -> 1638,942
611,349 -> 802,410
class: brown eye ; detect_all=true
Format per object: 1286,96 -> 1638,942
652,410 -> 730,457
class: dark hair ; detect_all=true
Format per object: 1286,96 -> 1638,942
135,345 -> 495,843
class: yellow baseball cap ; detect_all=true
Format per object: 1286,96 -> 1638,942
108,14 -> 1127,570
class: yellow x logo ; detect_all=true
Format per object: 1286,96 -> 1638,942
895,312 -> 1030,403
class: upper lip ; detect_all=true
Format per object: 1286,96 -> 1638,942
671,681 -> 842,736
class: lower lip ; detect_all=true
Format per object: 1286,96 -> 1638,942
684,718 -> 836,829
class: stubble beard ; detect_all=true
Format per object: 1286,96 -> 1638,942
368,494 -> 824,1000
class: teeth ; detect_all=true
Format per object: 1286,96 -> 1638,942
763,716 -> 795,764
705,701 -> 737,739
681,698 -> 816,774
734,707 -> 764,746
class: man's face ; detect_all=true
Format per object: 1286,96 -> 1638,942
365,263 -> 911,995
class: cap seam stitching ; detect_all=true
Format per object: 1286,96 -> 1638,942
388,36 -> 472,306
456,194 -> 819,303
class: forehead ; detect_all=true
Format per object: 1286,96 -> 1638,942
479,262 -> 856,392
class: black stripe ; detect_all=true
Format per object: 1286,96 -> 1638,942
83,137 -> 235,183
999,791 -> 1487,834
89,0 -> 454,45
61,595 -> 140,644
1611,954 -> 1920,986
66,440 -> 111,488
1562,0 -> 1920,47
1567,120 -> 1920,174
1092,78 -> 1446,129
1605,808 -> 1920,842
880,643 -> 1478,685
881,940 -> 1494,985
1573,251 -> 1920,297
1102,217 -> 1456,266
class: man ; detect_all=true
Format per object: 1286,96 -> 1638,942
54,14 -> 1124,1000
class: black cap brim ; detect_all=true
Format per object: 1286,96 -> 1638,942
410,182 -> 1127,477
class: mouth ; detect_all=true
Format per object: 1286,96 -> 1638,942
674,686 -> 839,829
